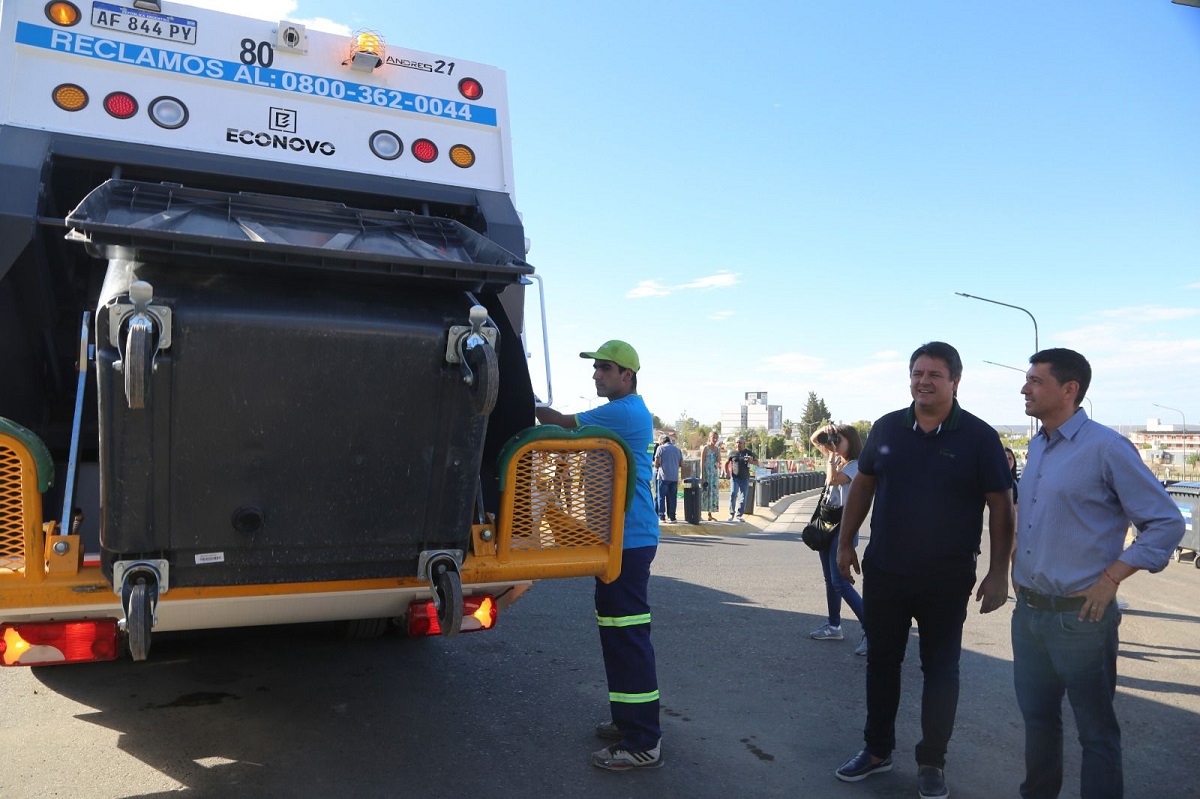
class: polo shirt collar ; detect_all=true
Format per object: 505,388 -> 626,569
903,398 -> 963,434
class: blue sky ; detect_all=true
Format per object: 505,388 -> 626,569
191,0 -> 1200,430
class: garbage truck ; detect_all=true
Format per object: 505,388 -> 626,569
0,0 -> 629,665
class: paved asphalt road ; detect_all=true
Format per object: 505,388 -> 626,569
1,491 -> 1197,798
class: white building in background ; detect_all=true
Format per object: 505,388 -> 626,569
721,391 -> 783,436
1129,418 -> 1198,475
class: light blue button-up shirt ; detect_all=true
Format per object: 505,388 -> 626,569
1013,408 -> 1185,596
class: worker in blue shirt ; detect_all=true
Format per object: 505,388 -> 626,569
535,339 -> 662,771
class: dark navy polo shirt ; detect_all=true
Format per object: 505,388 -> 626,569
859,400 -> 1012,577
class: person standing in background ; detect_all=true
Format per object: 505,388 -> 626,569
808,422 -> 868,656
654,435 -> 683,523
725,436 -> 758,521
699,430 -> 722,522
1005,447 -> 1020,512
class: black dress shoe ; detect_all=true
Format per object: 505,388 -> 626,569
835,748 -> 892,782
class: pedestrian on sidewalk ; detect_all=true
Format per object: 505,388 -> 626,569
654,435 -> 683,523
1012,348 -> 1184,799
725,436 -> 758,521
834,341 -> 1014,799
808,422 -> 867,656
699,430 -> 722,521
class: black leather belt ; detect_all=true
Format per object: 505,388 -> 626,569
1017,586 -> 1085,612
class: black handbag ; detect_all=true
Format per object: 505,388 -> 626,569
801,485 -> 839,551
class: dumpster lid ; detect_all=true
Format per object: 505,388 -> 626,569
65,180 -> 533,290
1165,481 -> 1200,496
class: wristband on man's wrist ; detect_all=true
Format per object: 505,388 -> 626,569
1102,568 -> 1121,587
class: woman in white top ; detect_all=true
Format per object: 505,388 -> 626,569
808,423 -> 867,656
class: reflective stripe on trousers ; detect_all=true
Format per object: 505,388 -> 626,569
595,545 -> 661,750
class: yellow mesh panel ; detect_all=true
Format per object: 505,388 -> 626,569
0,444 -> 26,571
509,448 -> 616,550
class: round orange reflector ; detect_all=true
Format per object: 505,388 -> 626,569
448,144 -> 475,169
458,78 -> 483,101
411,139 -> 438,163
52,83 -> 88,111
44,1 -> 81,26
103,91 -> 138,119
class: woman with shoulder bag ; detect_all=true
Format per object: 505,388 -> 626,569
807,423 -> 867,656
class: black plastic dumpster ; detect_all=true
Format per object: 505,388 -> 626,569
683,477 -> 701,525
1165,481 -> 1199,566
744,478 -> 756,514
69,179 -> 533,589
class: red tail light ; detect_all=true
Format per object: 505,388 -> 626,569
1,620 -> 120,666
103,91 -> 138,119
457,77 -> 483,101
407,595 -> 497,636
410,138 -> 438,163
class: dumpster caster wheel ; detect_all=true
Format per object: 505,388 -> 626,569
464,342 -> 499,416
123,317 -> 155,410
1193,553 -> 1200,570
126,578 -> 153,661
433,562 -> 463,637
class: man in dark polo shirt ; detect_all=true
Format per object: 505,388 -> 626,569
834,341 -> 1014,799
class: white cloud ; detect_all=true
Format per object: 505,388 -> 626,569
709,310 -> 735,321
626,280 -> 671,299
678,271 -> 740,290
626,270 -> 741,298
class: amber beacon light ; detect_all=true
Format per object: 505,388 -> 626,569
346,30 -> 385,72
44,1 -> 81,25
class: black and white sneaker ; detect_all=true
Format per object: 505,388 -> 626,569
591,743 -> 663,770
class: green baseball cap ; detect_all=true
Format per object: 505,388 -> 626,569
579,340 -> 640,373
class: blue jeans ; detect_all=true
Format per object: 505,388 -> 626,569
861,562 -> 976,767
656,480 -> 678,520
819,533 -> 863,627
1012,598 -> 1122,799
729,477 -> 749,517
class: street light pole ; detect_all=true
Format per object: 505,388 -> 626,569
1152,403 -> 1188,480
955,292 -> 1039,353
983,360 -> 1036,439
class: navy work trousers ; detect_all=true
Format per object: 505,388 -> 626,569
595,545 -> 661,752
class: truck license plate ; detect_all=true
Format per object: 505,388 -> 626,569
90,2 -> 197,45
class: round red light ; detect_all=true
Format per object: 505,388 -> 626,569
103,91 -> 138,119
411,139 -> 438,163
457,78 -> 483,101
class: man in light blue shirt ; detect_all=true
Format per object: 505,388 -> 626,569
654,436 -> 683,522
1013,348 -> 1184,799
534,339 -> 662,771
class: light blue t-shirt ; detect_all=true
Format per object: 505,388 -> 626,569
576,394 -> 659,550
655,443 -> 684,481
